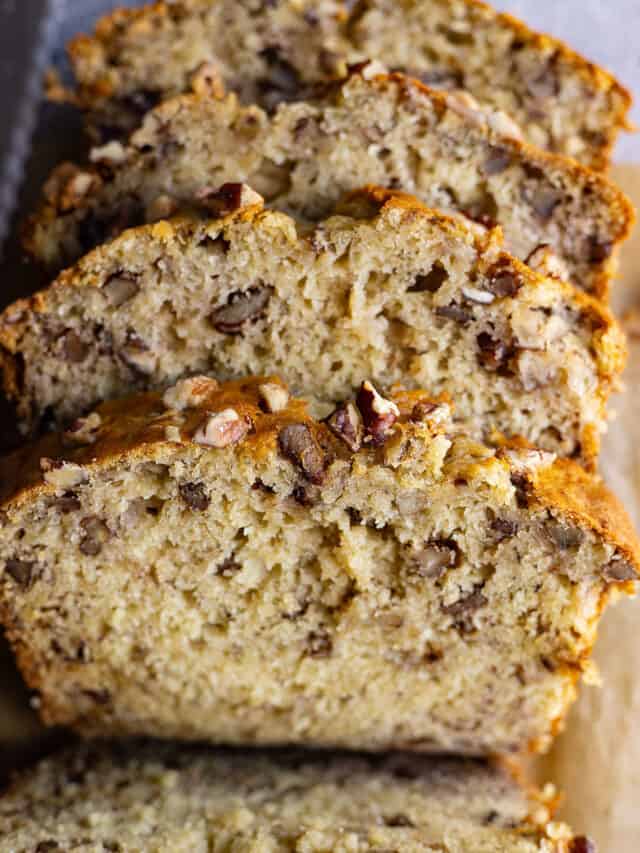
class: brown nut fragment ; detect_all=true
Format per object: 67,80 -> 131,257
79,516 -> 110,556
326,401 -> 364,451
435,304 -> 473,325
210,284 -> 273,334
603,557 -> 637,583
486,260 -> 523,298
41,460 -> 87,490
568,837 -> 596,853
63,412 -> 102,446
356,380 -> 400,446
63,330 -> 89,363
491,518 -> 518,541
278,423 -> 326,484
120,331 -> 157,376
443,586 -> 488,619
547,523 -> 585,550
306,629 -> 333,658
522,183 -> 563,223
194,409 -> 250,448
258,382 -> 289,413
484,145 -> 513,176
476,332 -> 513,372
410,539 -> 459,579
103,273 -> 140,307
198,183 -> 264,217
179,482 -> 210,511
163,376 -> 219,411
4,559 -> 39,589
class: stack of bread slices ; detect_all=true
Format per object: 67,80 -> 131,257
0,2 -> 637,850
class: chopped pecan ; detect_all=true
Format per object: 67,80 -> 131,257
356,380 -> 400,446
79,516 -> 110,556
410,539 -> 459,578
198,183 -> 263,217
476,332 -> 513,372
210,284 -> 273,334
258,382 -> 289,413
179,482 -> 210,511
163,376 -> 218,411
326,401 -> 364,451
193,409 -> 250,448
486,260 -> 523,297
547,523 -> 585,550
4,559 -> 39,589
278,424 -> 326,484
603,557 -> 636,583
435,304 -> 473,325
62,330 -> 89,363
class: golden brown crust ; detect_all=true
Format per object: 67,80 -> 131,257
1,375 -> 638,587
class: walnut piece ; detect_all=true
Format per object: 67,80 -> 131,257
193,409 -> 250,448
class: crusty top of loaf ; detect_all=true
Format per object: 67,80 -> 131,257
2,373 -> 638,585
4,186 -> 627,391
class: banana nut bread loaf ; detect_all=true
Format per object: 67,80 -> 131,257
67,0 -> 630,170
0,743 -> 593,853
29,68 -> 634,294
0,375 -> 637,754
4,188 -> 626,466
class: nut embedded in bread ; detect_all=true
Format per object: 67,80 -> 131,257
26,68 -> 634,295
0,743 -> 593,853
4,187 -> 627,467
67,0 -> 630,169
0,376 -> 637,754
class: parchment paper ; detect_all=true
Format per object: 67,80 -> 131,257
538,164 -> 640,851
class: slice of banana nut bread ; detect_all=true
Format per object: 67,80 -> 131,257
67,0 -> 630,170
0,744 -> 592,853
4,188 -> 626,465
29,68 -> 633,294
1,376 -> 637,754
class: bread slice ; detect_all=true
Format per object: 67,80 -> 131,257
28,68 -> 633,295
5,188 -> 626,466
67,0 -> 630,170
1,375 -> 637,754
0,743 -> 591,853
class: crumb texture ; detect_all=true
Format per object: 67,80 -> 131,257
26,71 -> 633,293
68,0 -> 630,169
0,744 -> 582,852
4,190 -> 626,466
0,377 -> 637,755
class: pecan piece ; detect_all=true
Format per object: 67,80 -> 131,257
258,382 -> 289,413
306,629 -> 333,658
278,424 -> 326,484
410,539 -> 459,579
435,304 -> 473,325
103,273 -> 139,307
326,401 -> 364,451
486,260 -> 523,297
62,330 -> 89,363
603,557 -> 636,583
198,182 -> 263,217
356,380 -> 400,446
179,482 -> 210,511
193,409 -> 250,448
210,284 -> 273,334
79,517 -> 110,556
443,587 -> 488,619
4,559 -> 39,588
547,523 -> 585,550
476,332 -> 513,372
